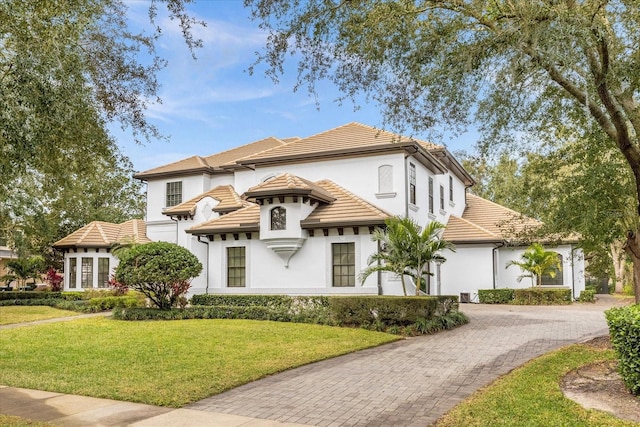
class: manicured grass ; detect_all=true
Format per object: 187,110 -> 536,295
0,306 -> 80,325
0,317 -> 399,407
436,344 -> 638,427
0,415 -> 53,427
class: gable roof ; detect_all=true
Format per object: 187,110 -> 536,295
133,137 -> 288,180
443,194 -> 542,243
162,185 -> 247,217
229,123 -> 445,173
187,177 -> 391,235
244,173 -> 336,204
53,219 -> 151,249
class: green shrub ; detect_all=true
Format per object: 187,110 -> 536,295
577,289 -> 596,303
512,287 -> 572,305
606,304 -> 640,395
0,298 -> 99,313
190,294 -> 329,312
115,295 -> 464,336
478,289 -> 515,304
61,292 -> 85,301
88,296 -> 145,310
115,242 -> 202,310
0,291 -> 62,301
327,295 -> 458,328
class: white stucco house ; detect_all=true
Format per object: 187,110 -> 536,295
54,122 -> 585,299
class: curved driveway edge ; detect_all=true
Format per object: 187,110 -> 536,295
187,296 -> 626,427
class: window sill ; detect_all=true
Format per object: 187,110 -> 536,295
439,209 -> 447,216
428,213 -> 437,220
408,203 -> 419,212
375,192 -> 397,199
449,200 -> 456,208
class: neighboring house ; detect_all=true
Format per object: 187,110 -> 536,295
54,122 -> 585,299
53,220 -> 150,290
0,237 -> 18,288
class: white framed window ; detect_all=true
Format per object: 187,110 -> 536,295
449,176 -> 454,202
166,181 -> 182,207
69,258 -> 77,289
332,243 -> 356,287
409,163 -> 416,204
440,185 -> 445,211
97,258 -> 110,288
541,253 -> 563,286
81,257 -> 93,288
227,247 -> 246,287
428,177 -> 434,214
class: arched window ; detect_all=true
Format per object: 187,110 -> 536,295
378,165 -> 393,193
270,206 -> 286,230
541,253 -> 563,286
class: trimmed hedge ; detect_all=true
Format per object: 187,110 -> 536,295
478,289 -> 515,304
606,304 -> 640,395
327,296 -> 458,327
0,294 -> 144,312
578,289 -> 596,303
512,288 -> 572,305
0,291 -> 62,301
117,294 -> 464,336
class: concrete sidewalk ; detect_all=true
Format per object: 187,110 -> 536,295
0,386 -> 311,427
1,295 -> 629,426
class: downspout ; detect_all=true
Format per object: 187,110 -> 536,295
377,240 -> 382,295
197,235 -> 210,294
404,154 -> 409,218
170,216 -> 179,244
570,244 -> 577,300
492,242 -> 505,289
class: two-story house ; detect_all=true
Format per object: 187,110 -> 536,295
54,123 -> 585,299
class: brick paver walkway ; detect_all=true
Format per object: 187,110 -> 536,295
188,297 -> 625,426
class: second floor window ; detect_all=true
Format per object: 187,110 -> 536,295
166,181 -> 182,207
270,206 -> 286,230
440,185 -> 445,211
409,163 -> 416,204
449,176 -> 454,202
428,177 -> 434,214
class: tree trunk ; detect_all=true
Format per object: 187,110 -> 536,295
623,229 -> 640,304
611,241 -> 626,293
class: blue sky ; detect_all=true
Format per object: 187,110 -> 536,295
117,0 -> 479,173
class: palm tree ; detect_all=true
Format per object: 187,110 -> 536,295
361,217 -> 414,295
507,243 -> 561,287
408,220 -> 455,296
5,255 -> 45,290
361,216 -> 455,296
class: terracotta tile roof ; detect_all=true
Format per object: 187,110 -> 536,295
163,185 -> 245,217
244,173 -> 336,203
443,194 -> 541,243
187,205 -> 261,234
134,137 -> 288,179
301,180 -> 391,228
233,122 -> 442,166
53,219 -> 150,249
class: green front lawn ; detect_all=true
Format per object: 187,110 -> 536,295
436,344 -> 637,427
0,306 -> 80,325
0,317 -> 399,407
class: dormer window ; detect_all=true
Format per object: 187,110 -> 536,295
270,206 -> 286,230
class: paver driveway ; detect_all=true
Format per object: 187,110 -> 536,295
188,298 -> 624,427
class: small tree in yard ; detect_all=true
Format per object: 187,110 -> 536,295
114,242 -> 202,310
507,243 -> 561,287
